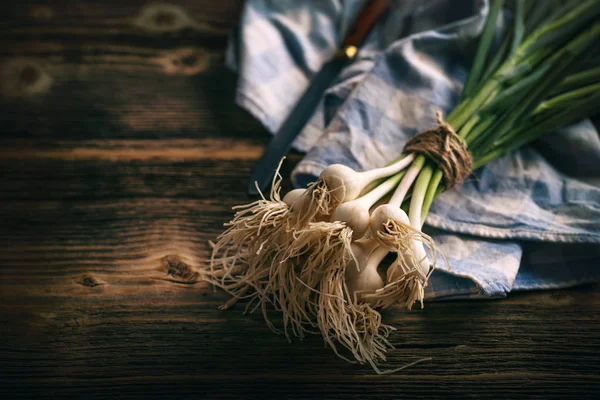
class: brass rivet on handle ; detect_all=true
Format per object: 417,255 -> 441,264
335,45 -> 358,60
344,45 -> 358,59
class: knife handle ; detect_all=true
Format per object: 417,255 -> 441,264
342,0 -> 390,49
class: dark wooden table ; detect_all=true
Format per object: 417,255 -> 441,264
1,1 -> 598,398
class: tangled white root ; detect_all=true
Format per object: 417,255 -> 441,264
283,222 -> 395,370
368,257 -> 429,310
291,178 -> 344,227
203,164 -> 294,331
317,263 -> 395,371
265,221 -> 355,340
365,218 -> 442,310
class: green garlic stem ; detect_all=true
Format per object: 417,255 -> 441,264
461,0 -> 505,99
359,170 -> 406,208
420,170 -> 444,223
474,90 -> 600,167
388,155 -> 425,208
408,164 -> 434,230
509,0 -> 526,56
537,82 -> 600,112
361,153 -> 415,183
552,65 -> 600,95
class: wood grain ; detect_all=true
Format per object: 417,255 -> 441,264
0,1 -> 598,399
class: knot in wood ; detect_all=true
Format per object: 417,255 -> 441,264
19,66 -> 40,86
162,48 -> 209,76
30,6 -> 54,20
80,276 -> 100,287
1,59 -> 53,99
153,10 -> 177,27
404,111 -> 472,189
134,4 -> 192,33
178,54 -> 198,67
161,255 -> 198,282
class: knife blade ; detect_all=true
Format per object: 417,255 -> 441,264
248,0 -> 391,195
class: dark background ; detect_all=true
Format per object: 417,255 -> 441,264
0,1 -> 598,399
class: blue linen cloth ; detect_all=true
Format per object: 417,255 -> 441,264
227,0 -> 600,300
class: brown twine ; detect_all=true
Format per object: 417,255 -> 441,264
403,111 -> 472,189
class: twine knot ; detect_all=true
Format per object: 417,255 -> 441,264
404,111 -> 472,189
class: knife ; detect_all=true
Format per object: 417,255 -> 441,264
248,0 -> 391,195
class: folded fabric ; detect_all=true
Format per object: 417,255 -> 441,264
227,0 -> 600,299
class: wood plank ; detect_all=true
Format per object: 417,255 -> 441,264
1,0 -> 599,398
1,273 -> 598,398
0,61 -> 267,141
0,0 -> 254,143
0,139 -> 265,161
0,155 -> 302,201
3,0 -> 242,29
